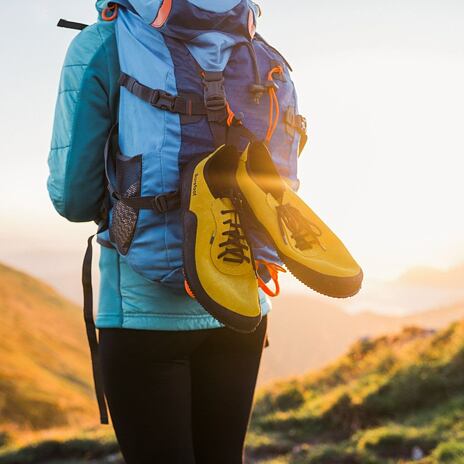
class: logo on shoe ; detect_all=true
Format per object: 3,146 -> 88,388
192,173 -> 199,196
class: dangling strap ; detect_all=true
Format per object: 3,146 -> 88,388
298,131 -> 308,156
256,260 -> 287,297
57,19 -> 88,30
82,235 -> 109,425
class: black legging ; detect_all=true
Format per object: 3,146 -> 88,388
99,316 -> 267,464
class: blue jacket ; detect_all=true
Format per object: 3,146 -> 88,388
47,4 -> 270,331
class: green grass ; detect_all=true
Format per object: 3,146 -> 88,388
0,429 -> 120,464
248,320 -> 464,463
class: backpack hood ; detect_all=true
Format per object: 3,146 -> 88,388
110,1 -> 259,31
112,0 -> 259,70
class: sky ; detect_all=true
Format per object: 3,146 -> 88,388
0,0 -> 464,307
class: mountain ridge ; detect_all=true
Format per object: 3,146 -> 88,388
396,262 -> 464,289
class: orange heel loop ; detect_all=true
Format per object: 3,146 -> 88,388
256,260 -> 286,297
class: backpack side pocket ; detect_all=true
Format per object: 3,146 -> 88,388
109,153 -> 142,255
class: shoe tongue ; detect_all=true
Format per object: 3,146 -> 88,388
247,142 -> 285,203
206,146 -> 240,199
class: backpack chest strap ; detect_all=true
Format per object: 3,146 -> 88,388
119,73 -> 206,116
119,72 -> 255,148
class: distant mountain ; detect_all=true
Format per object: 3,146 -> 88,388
397,262 -> 464,289
249,319 -> 464,463
260,294 -> 464,384
0,263 -> 96,432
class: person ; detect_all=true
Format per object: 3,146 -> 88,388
47,2 -> 270,463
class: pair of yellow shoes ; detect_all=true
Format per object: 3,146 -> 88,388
181,143 -> 363,333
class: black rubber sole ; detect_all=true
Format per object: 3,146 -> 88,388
279,252 -> 363,298
180,154 -> 262,334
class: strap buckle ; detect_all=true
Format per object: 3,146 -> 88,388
202,73 -> 227,114
151,194 -> 170,213
151,90 -> 177,112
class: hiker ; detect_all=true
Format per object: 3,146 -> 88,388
48,2 -> 272,463
48,1 -> 360,462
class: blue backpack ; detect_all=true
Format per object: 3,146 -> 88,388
98,0 -> 307,289
57,0 -> 307,425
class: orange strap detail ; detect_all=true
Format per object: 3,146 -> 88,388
265,87 -> 274,141
268,87 -> 280,141
226,102 -> 235,127
184,279 -> 196,299
256,260 -> 286,297
151,0 -> 173,28
265,66 -> 284,143
102,4 -> 118,21
226,102 -> 243,127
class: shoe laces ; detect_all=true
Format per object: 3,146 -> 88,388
276,203 -> 325,251
217,197 -> 251,265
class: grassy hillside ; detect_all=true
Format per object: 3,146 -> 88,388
248,319 -> 464,463
0,263 -> 97,435
2,262 -> 464,462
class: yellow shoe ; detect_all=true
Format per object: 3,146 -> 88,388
235,142 -> 363,298
181,145 -> 262,333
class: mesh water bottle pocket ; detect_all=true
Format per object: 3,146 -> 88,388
109,153 -> 142,255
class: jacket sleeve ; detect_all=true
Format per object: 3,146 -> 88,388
47,22 -> 118,222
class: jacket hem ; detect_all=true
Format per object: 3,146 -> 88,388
96,313 -> 224,331
96,302 -> 270,331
